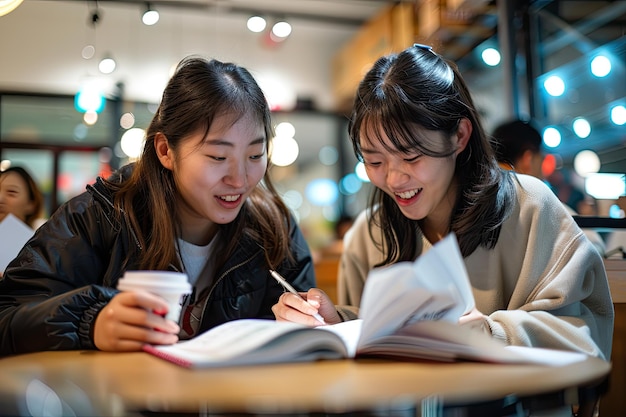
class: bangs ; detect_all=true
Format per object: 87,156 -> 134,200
216,94 -> 255,125
194,100 -> 265,146
359,110 -> 453,158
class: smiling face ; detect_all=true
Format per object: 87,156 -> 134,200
0,171 -> 35,225
359,120 -> 471,239
156,111 -> 267,245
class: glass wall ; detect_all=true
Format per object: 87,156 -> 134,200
1,93 -> 116,214
1,94 -> 112,146
457,1 -> 625,218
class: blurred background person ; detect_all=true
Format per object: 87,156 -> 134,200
492,119 -> 544,178
0,165 -> 45,278
491,119 -> 605,256
0,166 -> 45,229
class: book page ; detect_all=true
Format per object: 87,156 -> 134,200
145,319 -> 352,368
0,213 -> 34,272
415,233 -> 475,318
357,234 -> 474,346
317,319 -> 363,357
358,320 -> 586,365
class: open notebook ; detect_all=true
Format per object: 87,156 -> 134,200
143,234 -> 588,368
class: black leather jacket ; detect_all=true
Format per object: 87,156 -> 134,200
0,171 -> 315,356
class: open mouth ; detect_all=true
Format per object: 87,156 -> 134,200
395,188 -> 422,200
218,194 -> 241,202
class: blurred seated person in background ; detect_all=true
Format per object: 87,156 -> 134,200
0,165 -> 46,278
0,56 -> 315,357
492,119 -> 605,256
273,44 -> 613,362
0,166 -> 45,229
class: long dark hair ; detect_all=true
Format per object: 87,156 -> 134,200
0,166 -> 44,228
108,56 -> 293,271
349,44 -> 514,264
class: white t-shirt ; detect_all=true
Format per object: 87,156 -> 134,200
177,237 -> 216,287
177,234 -> 218,339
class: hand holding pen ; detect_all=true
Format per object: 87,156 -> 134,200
269,270 -> 326,324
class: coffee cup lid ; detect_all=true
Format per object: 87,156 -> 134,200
117,271 -> 191,293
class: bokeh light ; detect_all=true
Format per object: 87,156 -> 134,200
120,128 -> 146,159
573,150 -> 600,177
542,127 -> 562,148
481,48 -> 501,66
543,75 -> 565,97
590,55 -> 611,78
305,178 -> 338,206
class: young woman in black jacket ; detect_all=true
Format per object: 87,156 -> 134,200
0,56 -> 315,356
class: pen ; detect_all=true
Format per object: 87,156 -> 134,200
269,269 -> 326,324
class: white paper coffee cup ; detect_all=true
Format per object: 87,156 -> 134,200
117,271 -> 191,322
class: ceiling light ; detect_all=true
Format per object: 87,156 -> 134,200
610,105 -> 626,125
590,55 -> 611,78
142,3 -> 159,26
542,127 -> 561,148
543,75 -> 565,97
75,81 -> 105,113
481,48 -> 501,66
247,16 -> 266,33
99,55 -> 116,74
271,21 -> 292,39
0,0 -> 24,17
572,118 -> 591,139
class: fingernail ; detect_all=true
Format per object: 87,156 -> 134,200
153,308 -> 167,316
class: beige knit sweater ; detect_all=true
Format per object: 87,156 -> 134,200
337,173 -> 614,360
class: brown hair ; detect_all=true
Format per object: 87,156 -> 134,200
107,56 -> 293,271
349,45 -> 515,263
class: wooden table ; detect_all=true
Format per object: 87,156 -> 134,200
0,350 -> 610,416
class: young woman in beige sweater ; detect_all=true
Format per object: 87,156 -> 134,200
272,44 -> 613,361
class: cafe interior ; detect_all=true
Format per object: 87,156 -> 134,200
0,0 -> 625,415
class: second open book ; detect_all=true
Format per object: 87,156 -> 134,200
143,234 -> 588,368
